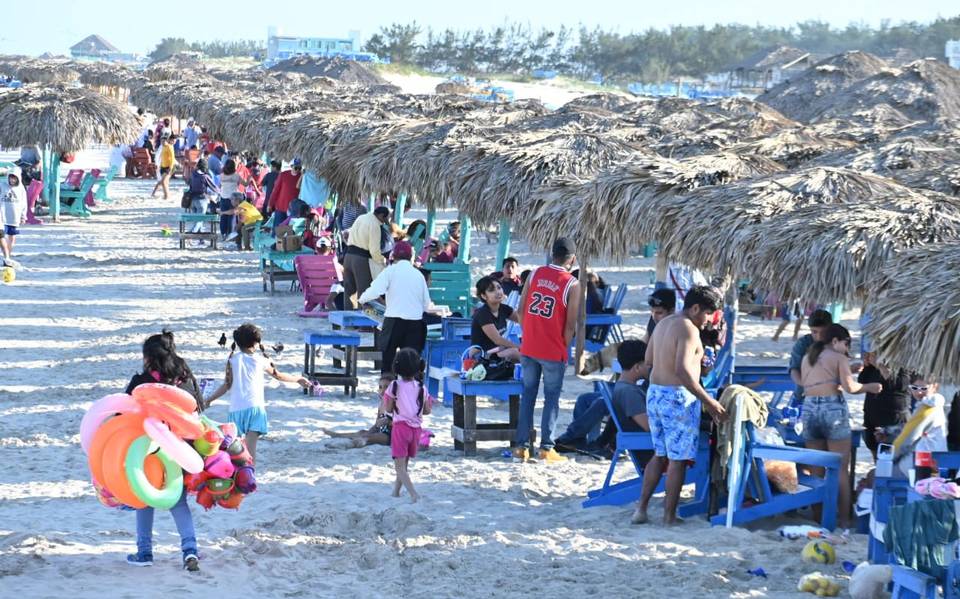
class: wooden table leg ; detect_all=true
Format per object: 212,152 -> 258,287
211,221 -> 218,250
179,221 -> 185,249
453,392 -> 464,451
464,393 -> 477,456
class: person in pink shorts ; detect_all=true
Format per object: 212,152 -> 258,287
382,347 -> 433,503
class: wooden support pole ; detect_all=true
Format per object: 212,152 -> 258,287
495,217 -> 511,269
425,207 -> 436,238
574,260 -> 589,372
655,254 -> 669,289
51,152 -> 61,222
367,193 -> 376,212
395,193 -> 406,228
458,213 -> 471,264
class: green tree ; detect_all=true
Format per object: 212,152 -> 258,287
149,37 -> 191,62
363,22 -> 422,64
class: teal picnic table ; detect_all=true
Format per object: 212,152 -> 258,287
178,213 -> 219,250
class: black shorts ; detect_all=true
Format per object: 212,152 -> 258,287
160,166 -> 171,176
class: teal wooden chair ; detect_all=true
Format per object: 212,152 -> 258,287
422,262 -> 473,316
60,173 -> 96,217
92,166 -> 119,203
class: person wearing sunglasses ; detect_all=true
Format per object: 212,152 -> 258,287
800,323 -> 881,526
906,375 -> 947,455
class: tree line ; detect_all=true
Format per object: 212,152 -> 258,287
362,17 -> 960,81
149,38 -> 263,62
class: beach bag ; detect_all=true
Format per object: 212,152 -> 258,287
180,190 -> 192,209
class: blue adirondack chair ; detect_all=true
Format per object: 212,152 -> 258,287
59,172 -> 96,217
710,422 -> 841,530
583,381 -> 711,515
581,284 -> 628,353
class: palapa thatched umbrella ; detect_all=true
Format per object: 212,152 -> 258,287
0,83 -> 139,220
524,151 -> 785,263
15,62 -> 80,85
657,167 -> 929,277
738,193 -> 960,303
865,242 -> 960,381
731,128 -> 856,168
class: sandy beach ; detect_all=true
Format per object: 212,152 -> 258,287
0,147 -> 870,598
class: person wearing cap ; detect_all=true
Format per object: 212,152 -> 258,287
266,159 -> 303,228
343,206 -> 391,308
151,132 -> 177,200
513,237 -> 581,463
645,288 -> 677,341
359,241 -> 431,374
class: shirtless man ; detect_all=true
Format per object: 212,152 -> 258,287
633,285 -> 727,525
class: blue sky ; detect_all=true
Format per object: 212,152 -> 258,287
1,0 -> 957,56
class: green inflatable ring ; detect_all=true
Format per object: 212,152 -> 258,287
125,435 -> 183,509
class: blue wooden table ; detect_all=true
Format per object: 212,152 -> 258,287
329,310 -> 382,370
447,377 -> 534,456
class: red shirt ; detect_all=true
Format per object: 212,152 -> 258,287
519,264 -> 576,362
268,170 -> 302,213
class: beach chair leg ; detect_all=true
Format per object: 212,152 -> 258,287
303,342 -> 311,395
453,392 -> 465,452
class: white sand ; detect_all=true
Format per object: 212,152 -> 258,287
0,147 -> 867,597
381,71 -> 614,109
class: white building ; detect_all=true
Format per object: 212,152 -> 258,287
947,40 -> 960,69
266,27 -> 365,62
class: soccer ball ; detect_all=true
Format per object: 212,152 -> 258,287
2,267 -> 14,283
802,539 -> 836,565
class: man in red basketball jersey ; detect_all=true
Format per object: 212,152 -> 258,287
513,238 -> 581,462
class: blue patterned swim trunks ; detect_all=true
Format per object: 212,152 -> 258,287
647,384 -> 701,461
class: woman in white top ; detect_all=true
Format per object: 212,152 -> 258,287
206,323 -> 309,461
359,240 -> 433,374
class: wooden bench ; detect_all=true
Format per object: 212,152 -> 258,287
303,331 -> 360,397
447,377 -> 534,456
178,214 -> 219,250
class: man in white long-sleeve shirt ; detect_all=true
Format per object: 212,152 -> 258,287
359,241 -> 431,374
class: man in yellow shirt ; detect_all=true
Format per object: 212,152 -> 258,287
343,205 -> 390,309
222,192 -> 263,250
151,132 -> 177,200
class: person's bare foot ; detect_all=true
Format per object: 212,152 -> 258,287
663,516 -> 685,527
630,507 -> 648,525
409,491 -> 420,504
392,480 -> 402,498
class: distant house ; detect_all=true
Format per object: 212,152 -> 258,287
70,35 -> 120,60
265,27 -> 381,64
717,46 -> 816,91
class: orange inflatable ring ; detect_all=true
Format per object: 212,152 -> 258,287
100,417 -> 152,508
88,413 -> 144,490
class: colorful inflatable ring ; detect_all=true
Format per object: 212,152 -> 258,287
125,435 -> 183,509
88,413 -> 144,490
80,393 -> 141,454
143,417 -> 204,474
133,384 -> 203,439
100,418 -> 153,509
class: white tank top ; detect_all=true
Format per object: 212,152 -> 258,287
228,352 -> 270,411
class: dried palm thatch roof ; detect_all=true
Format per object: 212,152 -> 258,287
731,128 -> 856,168
821,59 -> 960,126
741,192 -> 960,303
865,242 -> 960,380
760,51 -> 891,122
149,52 -> 204,69
817,136 -> 960,196
0,84 -> 139,152
523,151 -> 784,259
268,55 -> 389,87
657,167 -> 940,280
15,62 -> 80,85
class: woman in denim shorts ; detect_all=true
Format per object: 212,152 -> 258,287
800,324 -> 882,526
